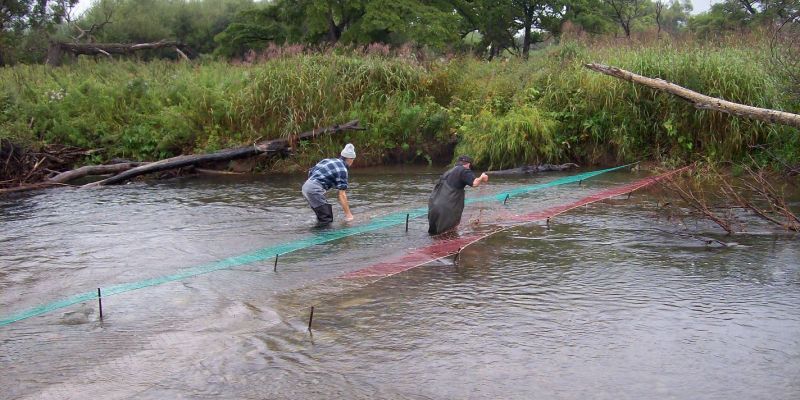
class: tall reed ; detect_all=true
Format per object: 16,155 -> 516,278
0,37 -> 796,169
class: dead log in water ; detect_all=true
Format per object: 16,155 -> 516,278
486,163 -> 579,175
48,162 -> 148,184
84,119 -> 364,187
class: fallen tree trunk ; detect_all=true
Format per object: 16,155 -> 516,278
46,40 -> 193,66
84,119 -> 363,187
48,162 -> 147,184
486,163 -> 579,175
584,63 -> 800,129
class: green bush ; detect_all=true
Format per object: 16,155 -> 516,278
0,40 -> 796,170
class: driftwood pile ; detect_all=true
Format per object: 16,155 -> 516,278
1,139 -> 98,191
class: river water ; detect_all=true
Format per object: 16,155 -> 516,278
1,166 -> 798,399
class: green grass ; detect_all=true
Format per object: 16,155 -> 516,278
1,37 -> 797,170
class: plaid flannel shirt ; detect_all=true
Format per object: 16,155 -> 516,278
308,157 -> 349,190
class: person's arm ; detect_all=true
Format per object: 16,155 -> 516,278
472,172 -> 489,187
338,190 -> 354,221
334,166 -> 353,220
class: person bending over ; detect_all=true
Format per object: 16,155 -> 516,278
428,155 -> 488,235
302,143 -> 356,227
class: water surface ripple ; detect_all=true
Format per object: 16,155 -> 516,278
1,167 -> 798,399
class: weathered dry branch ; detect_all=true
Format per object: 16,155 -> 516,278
748,144 -> 800,176
1,139 -> 95,189
46,40 -> 193,66
585,63 -> 800,129
48,162 -> 147,184
739,164 -> 800,231
659,163 -> 800,234
659,172 -> 736,235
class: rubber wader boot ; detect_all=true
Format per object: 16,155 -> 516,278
313,203 -> 334,227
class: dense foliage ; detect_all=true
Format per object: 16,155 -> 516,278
1,35 -> 796,170
0,0 -> 797,171
0,0 -> 794,64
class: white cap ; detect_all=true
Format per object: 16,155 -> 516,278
341,143 -> 356,159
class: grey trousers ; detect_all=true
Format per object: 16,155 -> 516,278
302,179 -> 328,208
302,179 -> 333,225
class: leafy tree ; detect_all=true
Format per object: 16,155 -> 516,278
556,0 -> 618,36
355,0 -> 460,48
216,0 -> 462,54
652,0 -> 691,36
601,0 -> 650,37
689,0 -> 799,36
473,0 -> 517,58
449,0 -> 518,58
512,0 -> 564,58
213,5 -> 287,57
688,3 -> 749,35
79,0 -> 252,57
298,0 -> 367,43
0,0 -> 77,64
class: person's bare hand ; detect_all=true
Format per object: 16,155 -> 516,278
344,213 -> 354,222
481,173 -> 489,182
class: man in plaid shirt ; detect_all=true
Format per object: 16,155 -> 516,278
301,143 -> 356,226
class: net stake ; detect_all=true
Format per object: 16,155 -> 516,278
405,214 -> 409,232
307,306 -> 315,331
274,254 -> 278,272
97,288 -> 103,320
503,194 -> 510,205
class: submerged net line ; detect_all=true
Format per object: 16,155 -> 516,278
0,165 -> 631,328
342,167 -> 687,280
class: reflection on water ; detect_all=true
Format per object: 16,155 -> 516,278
1,167 -> 799,399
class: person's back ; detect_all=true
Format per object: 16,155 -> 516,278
427,155 -> 488,235
308,157 -> 349,190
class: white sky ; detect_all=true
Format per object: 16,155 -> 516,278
691,0 -> 719,14
72,0 -> 96,17
71,0 -> 720,19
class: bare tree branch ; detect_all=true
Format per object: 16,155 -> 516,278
585,63 -> 800,129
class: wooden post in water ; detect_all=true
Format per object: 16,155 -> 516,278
274,254 -> 279,272
405,214 -> 409,232
308,306 -> 315,331
97,288 -> 103,320
503,194 -> 510,205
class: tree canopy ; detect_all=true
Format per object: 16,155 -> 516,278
0,0 -> 78,64
0,0 -> 797,64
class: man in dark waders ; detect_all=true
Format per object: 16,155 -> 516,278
302,143 -> 356,227
428,155 -> 489,235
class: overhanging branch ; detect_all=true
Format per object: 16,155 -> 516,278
585,63 -> 800,129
